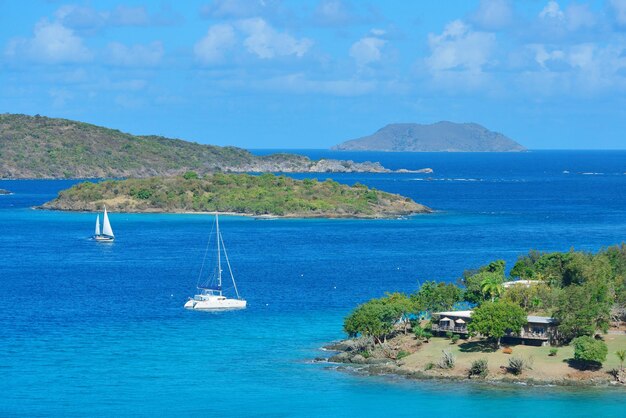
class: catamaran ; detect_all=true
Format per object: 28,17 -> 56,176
93,206 -> 115,242
184,213 -> 246,311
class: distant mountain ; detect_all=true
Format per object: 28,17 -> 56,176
0,114 -> 393,179
332,122 -> 526,152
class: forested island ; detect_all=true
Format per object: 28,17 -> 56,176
0,114 -> 429,179
326,246 -> 626,386
41,173 -> 431,218
332,122 -> 526,152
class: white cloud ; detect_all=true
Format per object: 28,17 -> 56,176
194,24 -> 237,64
200,0 -> 270,19
349,36 -> 386,67
469,0 -> 513,30
54,4 -> 182,32
237,18 -> 312,59
426,20 -> 495,73
105,41 -> 164,67
539,1 -> 564,20
5,19 -> 92,64
608,0 -> 626,27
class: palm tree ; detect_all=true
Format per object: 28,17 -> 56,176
617,349 -> 626,372
481,275 -> 504,302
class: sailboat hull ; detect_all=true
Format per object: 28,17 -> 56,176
94,235 -> 114,242
184,295 -> 247,311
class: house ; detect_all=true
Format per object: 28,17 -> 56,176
432,310 -> 557,346
502,279 -> 540,288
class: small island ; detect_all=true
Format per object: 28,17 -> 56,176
41,172 -> 431,218
326,246 -> 626,387
0,188 -> 11,195
332,122 -> 526,152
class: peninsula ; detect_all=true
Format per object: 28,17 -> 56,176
325,246 -> 626,386
0,114 -> 428,179
41,173 -> 431,218
332,122 -> 526,152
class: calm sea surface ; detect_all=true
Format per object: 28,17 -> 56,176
1,150 -> 626,417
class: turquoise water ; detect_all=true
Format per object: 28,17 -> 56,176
2,151 -> 626,416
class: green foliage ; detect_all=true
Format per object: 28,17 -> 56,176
554,282 -> 611,342
481,275 -> 504,302
501,282 -> 557,313
413,325 -> 433,342
468,300 -> 527,347
468,358 -> 489,378
549,348 -> 558,356
396,350 -> 410,360
424,362 -> 435,371
183,171 -> 199,180
445,331 -> 454,339
411,281 -> 463,314
343,296 -> 406,344
49,173 -> 419,217
461,260 -> 506,305
451,334 -> 460,344
572,336 -> 608,367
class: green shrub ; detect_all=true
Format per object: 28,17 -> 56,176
424,362 -> 435,371
397,350 -> 410,360
445,331 -> 454,339
549,348 -> 558,357
468,358 -> 489,378
451,334 -> 460,344
572,336 -> 608,368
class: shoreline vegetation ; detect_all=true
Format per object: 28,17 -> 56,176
324,246 -> 626,387
40,172 -> 431,218
0,113 -> 432,179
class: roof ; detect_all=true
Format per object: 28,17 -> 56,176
527,316 -> 556,324
502,280 -> 540,288
434,310 -> 473,319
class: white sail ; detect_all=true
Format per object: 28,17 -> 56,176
95,215 -> 101,236
102,207 -> 114,237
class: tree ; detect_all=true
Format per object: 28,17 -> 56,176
554,282 -> 611,342
461,260 -> 505,305
572,336 -> 608,369
343,298 -> 405,344
381,292 -> 415,334
481,275 -> 504,302
411,281 -> 463,314
616,349 -> 626,372
468,300 -> 527,348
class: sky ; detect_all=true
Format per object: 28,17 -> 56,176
1,0 -> 626,149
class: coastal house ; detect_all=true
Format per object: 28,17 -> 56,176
502,279 -> 540,288
432,310 -> 557,346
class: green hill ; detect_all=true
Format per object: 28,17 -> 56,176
0,114 -> 389,178
42,173 -> 431,218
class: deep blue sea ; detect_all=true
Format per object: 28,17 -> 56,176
2,150 -> 626,417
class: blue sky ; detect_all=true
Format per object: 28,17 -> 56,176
1,0 -> 625,149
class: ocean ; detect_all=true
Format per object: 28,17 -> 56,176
1,150 -> 626,417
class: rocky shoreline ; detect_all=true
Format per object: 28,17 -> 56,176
320,337 -> 626,388
0,188 -> 11,195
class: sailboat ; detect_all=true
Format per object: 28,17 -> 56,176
93,206 -> 115,242
184,213 -> 246,311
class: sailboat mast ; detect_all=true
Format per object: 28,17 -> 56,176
216,213 -> 222,295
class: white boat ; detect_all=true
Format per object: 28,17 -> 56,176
93,206 -> 114,242
184,213 -> 246,311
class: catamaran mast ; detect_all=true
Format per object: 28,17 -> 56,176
216,212 -> 222,295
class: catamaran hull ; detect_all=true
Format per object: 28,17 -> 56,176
184,299 -> 247,311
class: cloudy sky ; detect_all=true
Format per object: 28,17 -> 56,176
2,0 -> 626,149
